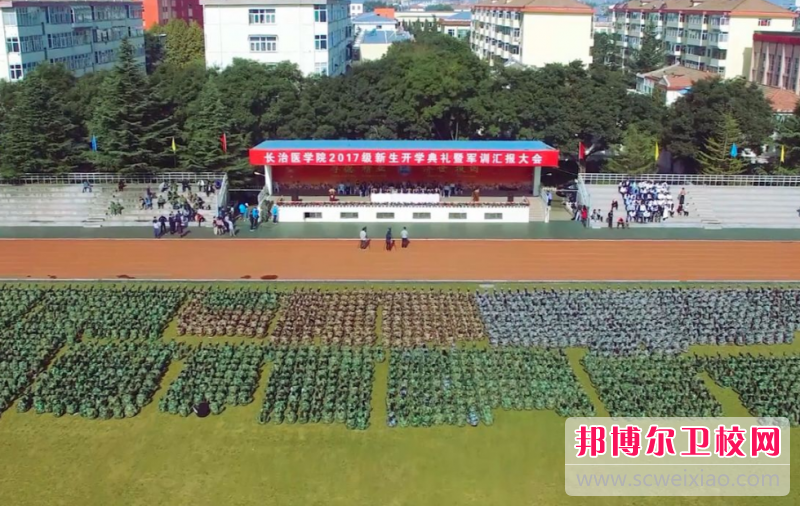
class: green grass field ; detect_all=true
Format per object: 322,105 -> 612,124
0,282 -> 798,506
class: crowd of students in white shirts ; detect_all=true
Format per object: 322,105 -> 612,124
615,180 -> 684,223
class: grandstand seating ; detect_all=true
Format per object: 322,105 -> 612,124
585,178 -> 800,229
0,183 -> 219,227
584,184 -> 704,229
684,186 -> 800,229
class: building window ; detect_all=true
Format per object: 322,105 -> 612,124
413,213 -> 431,220
314,34 -> 327,50
9,64 -> 22,80
6,37 -> 19,53
249,35 -> 277,52
758,18 -> 771,27
449,213 -> 467,220
376,212 -> 395,219
485,213 -> 503,220
248,8 -> 275,24
339,212 -> 358,219
314,5 -> 327,22
47,6 -> 71,24
314,62 -> 327,75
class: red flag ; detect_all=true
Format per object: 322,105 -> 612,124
221,133 -> 227,154
578,141 -> 586,161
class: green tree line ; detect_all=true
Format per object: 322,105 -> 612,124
0,30 -> 786,179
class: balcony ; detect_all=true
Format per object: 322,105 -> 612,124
682,51 -> 704,63
709,37 -> 728,50
708,57 -> 726,68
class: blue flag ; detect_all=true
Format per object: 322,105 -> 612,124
90,135 -> 97,152
730,143 -> 738,158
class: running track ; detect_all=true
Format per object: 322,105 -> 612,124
1,239 -> 799,281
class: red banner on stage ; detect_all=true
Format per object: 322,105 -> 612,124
248,149 -> 559,167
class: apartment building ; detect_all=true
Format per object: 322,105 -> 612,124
349,0 -> 363,17
470,0 -> 594,68
750,31 -> 800,92
143,0 -> 203,28
439,11 -> 471,39
0,0 -> 145,82
609,0 -> 795,79
202,0 -> 353,76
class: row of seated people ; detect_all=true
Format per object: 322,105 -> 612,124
275,181 -> 533,197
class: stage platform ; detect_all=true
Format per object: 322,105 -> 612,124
270,195 -> 531,224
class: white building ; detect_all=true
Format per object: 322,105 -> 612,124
359,29 -> 412,60
0,0 -> 145,82
471,0 -> 594,68
439,11 -> 471,39
202,0 -> 353,76
349,0 -> 363,17
610,0 -> 796,79
353,12 -> 396,32
635,63 -> 715,105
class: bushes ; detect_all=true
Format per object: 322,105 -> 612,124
704,354 -> 800,426
26,342 -> 173,418
160,343 -> 268,415
477,288 -> 800,354
177,287 -> 280,338
386,348 -> 594,427
583,354 -> 722,417
271,289 -> 379,345
382,290 -> 485,346
258,346 -> 381,429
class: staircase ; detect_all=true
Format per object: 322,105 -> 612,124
684,190 -> 722,229
528,198 -> 546,222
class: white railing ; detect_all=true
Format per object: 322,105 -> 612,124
216,175 -> 229,212
257,187 -> 269,220
576,176 -> 591,209
0,172 -> 225,185
581,173 -> 800,187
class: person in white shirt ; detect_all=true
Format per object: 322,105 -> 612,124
359,227 -> 369,249
401,227 -> 409,248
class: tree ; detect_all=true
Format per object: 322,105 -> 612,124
627,22 -> 665,74
216,59 -> 304,147
144,31 -> 165,74
88,39 -> 174,172
591,32 -> 617,70
0,67 -> 79,175
425,4 -> 453,11
605,125 -> 657,174
150,20 -> 204,69
663,78 -> 774,170
182,77 -> 236,172
777,105 -> 800,170
697,113 -> 746,175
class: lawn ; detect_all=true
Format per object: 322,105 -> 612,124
0,282 -> 799,506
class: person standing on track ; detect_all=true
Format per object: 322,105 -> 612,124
250,207 -> 259,231
401,227 -> 409,248
360,227 -> 369,249
385,228 -> 393,251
